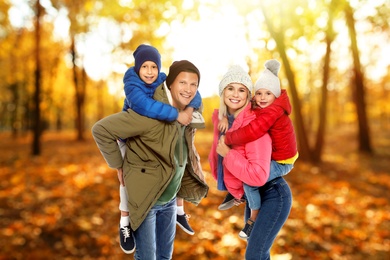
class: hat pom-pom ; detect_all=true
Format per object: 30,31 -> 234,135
264,60 -> 280,76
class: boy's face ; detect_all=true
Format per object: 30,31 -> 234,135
170,71 -> 199,110
139,61 -> 159,84
254,88 -> 276,109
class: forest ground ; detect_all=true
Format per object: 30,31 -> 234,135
0,124 -> 389,260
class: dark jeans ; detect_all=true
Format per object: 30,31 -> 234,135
244,177 -> 292,260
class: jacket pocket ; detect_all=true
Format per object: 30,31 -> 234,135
124,163 -> 163,210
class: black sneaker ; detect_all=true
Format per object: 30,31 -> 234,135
119,224 -> 135,254
218,192 -> 236,210
239,219 -> 255,240
176,214 -> 195,235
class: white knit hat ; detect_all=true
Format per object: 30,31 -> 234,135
254,59 -> 281,97
219,65 -> 253,96
218,65 -> 252,120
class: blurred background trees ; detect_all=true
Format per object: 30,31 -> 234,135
1,1 -> 389,259
1,0 -> 389,162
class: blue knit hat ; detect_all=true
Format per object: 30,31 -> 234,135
133,44 -> 161,74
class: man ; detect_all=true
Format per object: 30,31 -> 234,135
92,60 -> 209,259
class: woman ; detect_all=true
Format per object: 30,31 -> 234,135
209,65 -> 292,259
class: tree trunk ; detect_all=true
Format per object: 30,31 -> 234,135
312,1 -> 336,162
9,31 -> 23,137
10,83 -> 19,137
70,37 -> 86,141
96,80 -> 104,120
78,67 -> 87,140
312,35 -> 331,163
32,0 -> 42,155
56,107 -> 63,131
344,1 -> 372,153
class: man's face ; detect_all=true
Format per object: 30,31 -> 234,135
170,71 -> 199,110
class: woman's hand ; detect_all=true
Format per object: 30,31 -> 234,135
217,135 -> 230,157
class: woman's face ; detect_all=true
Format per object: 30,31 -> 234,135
223,83 -> 249,115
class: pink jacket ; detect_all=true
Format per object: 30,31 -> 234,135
208,103 -> 272,199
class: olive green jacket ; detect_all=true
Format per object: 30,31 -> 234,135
92,84 -> 208,230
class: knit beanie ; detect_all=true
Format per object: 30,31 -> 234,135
254,59 -> 281,97
166,60 -> 200,88
218,65 -> 252,120
218,65 -> 253,96
133,44 -> 161,74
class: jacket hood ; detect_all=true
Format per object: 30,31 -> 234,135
273,89 -> 292,115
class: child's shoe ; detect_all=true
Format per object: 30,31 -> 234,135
218,192 -> 236,210
189,111 -> 205,129
239,218 -> 255,240
176,214 -> 195,235
119,224 -> 136,254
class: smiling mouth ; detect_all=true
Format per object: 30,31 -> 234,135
181,93 -> 192,99
229,98 -> 241,103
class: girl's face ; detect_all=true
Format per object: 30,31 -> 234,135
223,83 -> 250,115
253,88 -> 276,109
139,61 -> 158,84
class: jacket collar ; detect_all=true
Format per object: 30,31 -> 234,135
152,83 -> 171,106
164,84 -> 173,106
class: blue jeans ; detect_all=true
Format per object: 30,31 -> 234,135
133,198 -> 176,260
244,177 -> 292,260
244,161 -> 293,210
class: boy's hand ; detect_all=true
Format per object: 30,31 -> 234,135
218,116 -> 229,133
177,111 -> 192,126
177,107 -> 194,126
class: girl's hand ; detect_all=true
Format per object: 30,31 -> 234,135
218,117 -> 228,133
